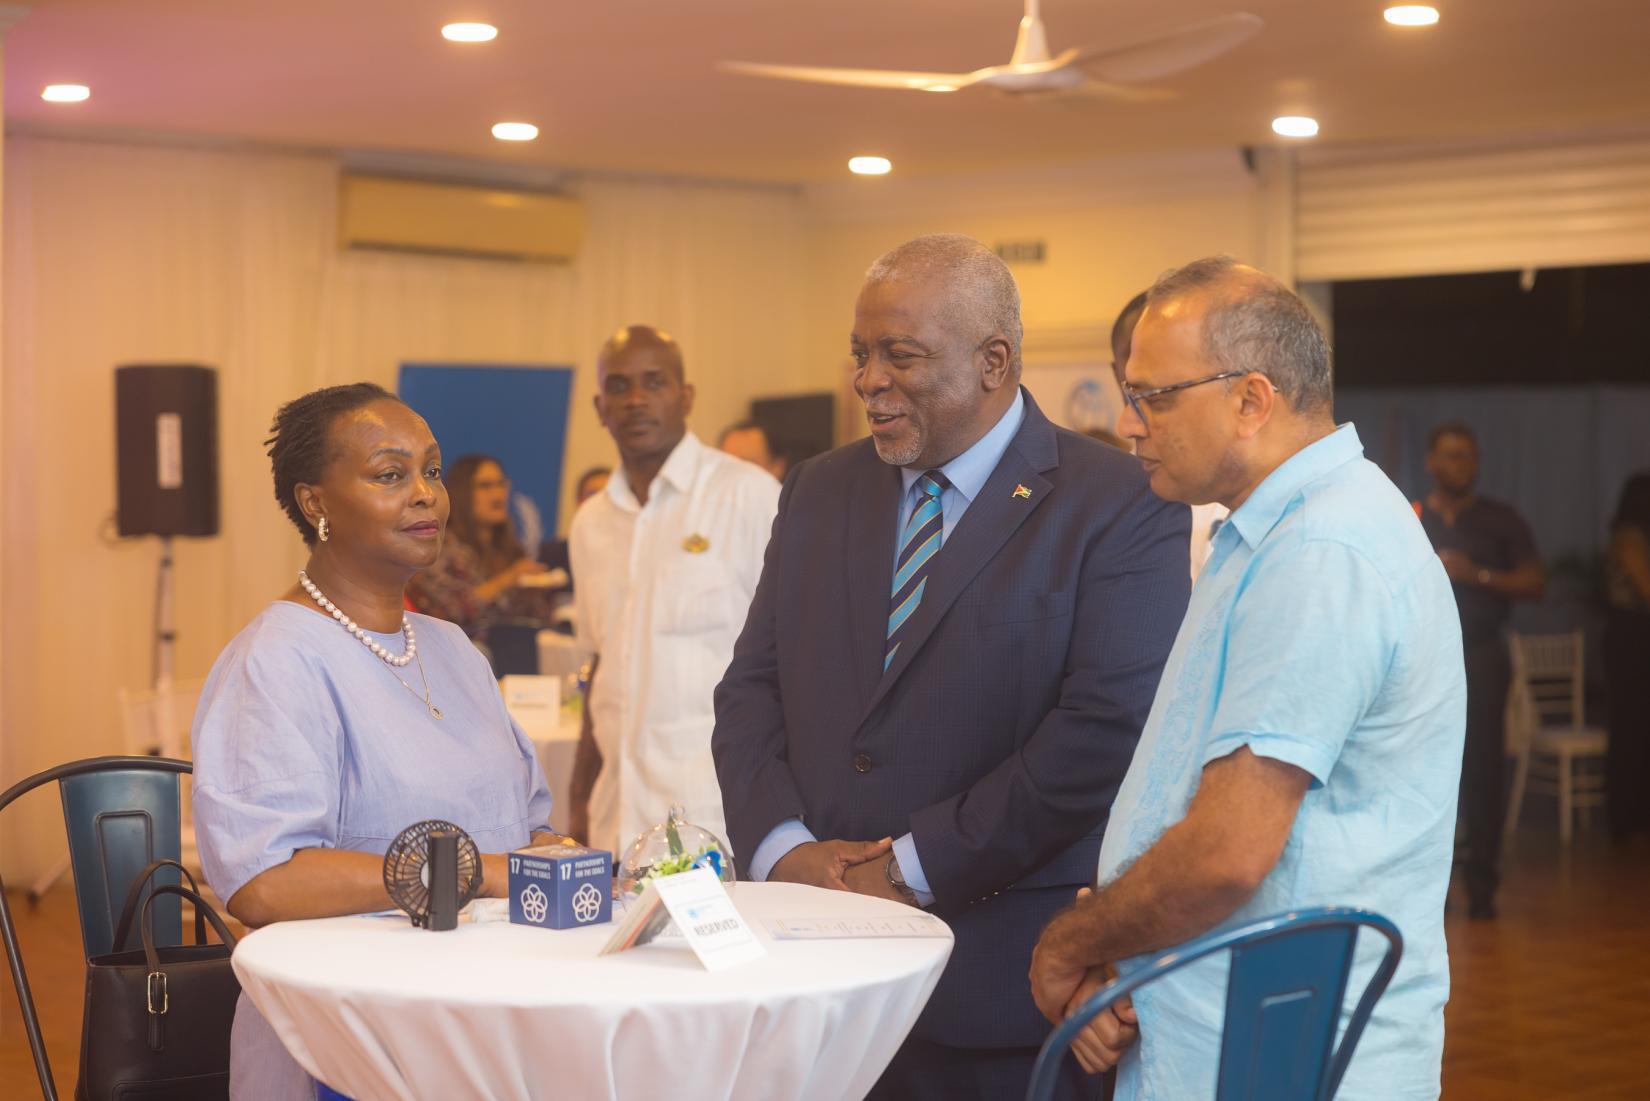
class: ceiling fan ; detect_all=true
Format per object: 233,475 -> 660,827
720,0 -> 1263,101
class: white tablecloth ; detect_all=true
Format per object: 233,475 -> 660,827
233,882 -> 953,1101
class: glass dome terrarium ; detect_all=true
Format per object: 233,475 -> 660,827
617,805 -> 736,897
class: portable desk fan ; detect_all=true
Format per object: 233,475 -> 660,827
383,819 -> 483,931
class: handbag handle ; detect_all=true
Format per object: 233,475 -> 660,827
112,858 -> 205,953
139,883 -> 239,974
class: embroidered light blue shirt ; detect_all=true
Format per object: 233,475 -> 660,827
749,389 -> 1027,902
1096,424 -> 1464,1101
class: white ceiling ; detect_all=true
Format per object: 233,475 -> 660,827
7,0 -> 1650,183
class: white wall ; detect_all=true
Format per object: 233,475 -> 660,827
0,134 -> 1274,880
0,135 -> 810,878
798,150 -> 1267,430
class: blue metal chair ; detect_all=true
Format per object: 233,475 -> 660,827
0,755 -> 193,1101
1027,907 -> 1404,1101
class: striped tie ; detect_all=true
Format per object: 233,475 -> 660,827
886,470 -> 949,671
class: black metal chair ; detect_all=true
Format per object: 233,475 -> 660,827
0,755 -> 192,1100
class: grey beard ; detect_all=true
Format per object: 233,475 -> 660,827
872,434 -> 923,467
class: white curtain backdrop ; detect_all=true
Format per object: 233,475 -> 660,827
0,135 -> 808,878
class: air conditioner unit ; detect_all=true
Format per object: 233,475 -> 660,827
338,174 -> 584,262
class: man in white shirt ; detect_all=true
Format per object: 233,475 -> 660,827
567,325 -> 780,857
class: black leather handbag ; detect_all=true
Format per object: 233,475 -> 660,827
78,859 -> 240,1101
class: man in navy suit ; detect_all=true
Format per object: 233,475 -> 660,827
712,235 -> 1190,1099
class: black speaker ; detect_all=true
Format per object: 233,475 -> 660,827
115,364 -> 220,537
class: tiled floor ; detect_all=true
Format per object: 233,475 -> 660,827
4,831 -> 1648,1098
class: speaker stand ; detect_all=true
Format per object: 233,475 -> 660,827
152,535 -> 181,759
28,536 -> 182,903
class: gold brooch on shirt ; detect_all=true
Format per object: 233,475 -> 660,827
1012,484 -> 1033,500
682,533 -> 710,554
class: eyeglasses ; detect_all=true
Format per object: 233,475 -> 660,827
1120,370 -> 1276,424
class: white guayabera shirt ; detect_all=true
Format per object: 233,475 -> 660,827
570,431 -> 780,858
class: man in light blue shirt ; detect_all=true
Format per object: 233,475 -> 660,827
1030,257 -> 1464,1100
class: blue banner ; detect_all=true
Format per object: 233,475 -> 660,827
398,363 -> 575,545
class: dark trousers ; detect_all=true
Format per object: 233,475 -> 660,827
867,1034 -> 1110,1101
1606,609 -> 1650,839
1459,638 -> 1511,902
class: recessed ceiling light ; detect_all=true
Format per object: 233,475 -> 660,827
1271,115 -> 1319,138
41,84 -> 91,103
442,22 -> 498,42
492,122 -> 539,142
849,156 -> 892,175
1384,5 -> 1440,27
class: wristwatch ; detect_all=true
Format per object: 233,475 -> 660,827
885,853 -> 920,906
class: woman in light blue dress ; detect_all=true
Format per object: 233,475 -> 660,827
192,382 -> 559,1101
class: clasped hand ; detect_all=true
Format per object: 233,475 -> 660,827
1028,887 -> 1140,1075
769,837 -> 901,900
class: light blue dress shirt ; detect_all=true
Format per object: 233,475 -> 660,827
748,389 -> 1027,903
1096,424 -> 1465,1101
193,601 -> 554,1101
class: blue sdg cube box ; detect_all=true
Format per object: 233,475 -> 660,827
507,845 -> 613,930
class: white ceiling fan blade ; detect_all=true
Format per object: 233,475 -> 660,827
718,60 -> 978,92
1065,81 -> 1180,103
1070,13 -> 1264,84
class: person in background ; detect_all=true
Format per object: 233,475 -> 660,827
714,234 -> 1189,1100
1111,289 -> 1225,578
1418,422 -> 1546,919
537,465 -> 613,598
567,325 -> 780,856
1606,472 -> 1650,842
718,420 -> 789,481
408,453 -> 556,645
192,383 -> 563,1101
1030,258 -> 1464,1100
1081,426 -> 1128,450
573,465 -> 612,505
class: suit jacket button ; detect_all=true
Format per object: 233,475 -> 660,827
853,753 -> 873,773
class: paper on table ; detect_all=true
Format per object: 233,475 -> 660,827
765,915 -> 950,939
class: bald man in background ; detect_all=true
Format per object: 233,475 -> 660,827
568,325 -> 779,856
714,235 -> 1189,1099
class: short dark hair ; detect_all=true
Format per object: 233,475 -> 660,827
574,466 -> 611,497
718,421 -> 767,448
1428,421 -> 1478,453
1146,256 -> 1332,414
1612,472 -> 1650,534
265,382 -> 399,545
1110,291 -> 1149,359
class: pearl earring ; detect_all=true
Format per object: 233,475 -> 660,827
318,517 -> 330,542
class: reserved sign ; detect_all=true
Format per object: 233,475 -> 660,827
600,868 -> 765,971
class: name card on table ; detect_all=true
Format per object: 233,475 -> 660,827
599,868 -> 765,972
500,675 -> 560,740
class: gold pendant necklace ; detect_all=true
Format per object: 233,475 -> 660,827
389,648 -> 443,720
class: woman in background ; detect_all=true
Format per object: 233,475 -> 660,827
1606,472 -> 1650,842
408,453 -> 555,643
191,383 -> 561,1101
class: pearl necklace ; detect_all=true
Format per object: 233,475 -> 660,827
298,571 -> 443,720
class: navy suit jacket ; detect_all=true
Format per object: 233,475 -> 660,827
712,390 -> 1190,1048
